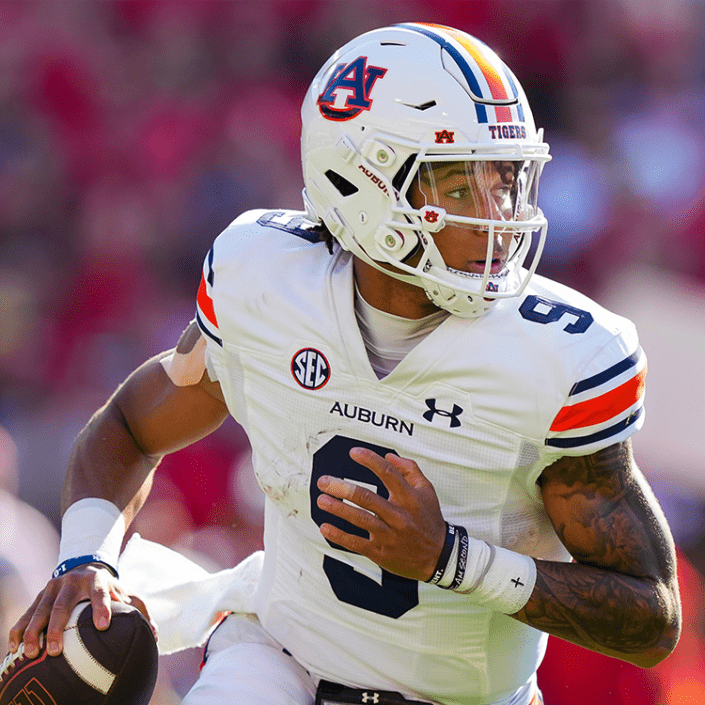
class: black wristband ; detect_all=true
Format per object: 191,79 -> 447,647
448,526 -> 469,590
426,522 -> 456,585
53,555 -> 119,580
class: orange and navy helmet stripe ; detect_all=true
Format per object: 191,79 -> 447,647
396,22 -> 524,124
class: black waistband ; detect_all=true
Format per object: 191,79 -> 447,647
316,680 -> 434,705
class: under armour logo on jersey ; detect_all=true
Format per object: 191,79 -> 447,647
291,348 -> 330,390
317,56 -> 387,121
423,399 -> 463,427
361,693 -> 380,704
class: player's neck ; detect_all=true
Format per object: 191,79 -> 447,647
353,257 -> 440,320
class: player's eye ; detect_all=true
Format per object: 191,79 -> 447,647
445,186 -> 471,200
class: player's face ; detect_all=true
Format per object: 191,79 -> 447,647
409,160 -> 521,275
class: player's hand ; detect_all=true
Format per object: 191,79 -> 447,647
316,448 -> 446,582
8,564 -> 156,658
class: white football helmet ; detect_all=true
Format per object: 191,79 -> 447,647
301,22 -> 551,318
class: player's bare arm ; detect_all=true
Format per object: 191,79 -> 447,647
63,321 -> 226,516
514,439 -> 681,668
8,321 -> 228,658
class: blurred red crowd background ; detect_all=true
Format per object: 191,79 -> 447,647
1,1 -> 704,703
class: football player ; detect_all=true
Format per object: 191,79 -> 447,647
9,23 -> 680,705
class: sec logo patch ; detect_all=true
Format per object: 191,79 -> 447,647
291,348 -> 330,390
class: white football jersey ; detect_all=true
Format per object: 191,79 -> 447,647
195,210 -> 646,705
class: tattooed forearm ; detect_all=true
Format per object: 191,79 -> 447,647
514,559 -> 677,665
514,441 -> 681,667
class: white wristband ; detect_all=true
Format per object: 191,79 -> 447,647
56,498 -> 125,575
431,523 -> 537,615
455,542 -> 536,615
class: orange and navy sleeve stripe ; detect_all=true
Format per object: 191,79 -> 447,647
196,248 -> 222,347
546,346 -> 646,451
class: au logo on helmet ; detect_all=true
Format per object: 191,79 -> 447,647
435,129 -> 455,144
317,56 -> 387,121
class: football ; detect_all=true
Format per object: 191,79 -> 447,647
0,601 -> 158,705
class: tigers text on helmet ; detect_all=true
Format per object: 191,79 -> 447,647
301,22 -> 551,318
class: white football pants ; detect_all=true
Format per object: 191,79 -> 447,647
182,613 -> 316,705
182,613 -> 543,705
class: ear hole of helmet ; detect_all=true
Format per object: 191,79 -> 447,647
325,170 -> 359,197
392,154 -> 418,200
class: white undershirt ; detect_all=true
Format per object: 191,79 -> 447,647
354,285 -> 449,379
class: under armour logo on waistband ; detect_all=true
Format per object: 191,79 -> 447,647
423,399 -> 464,427
361,693 -> 380,704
